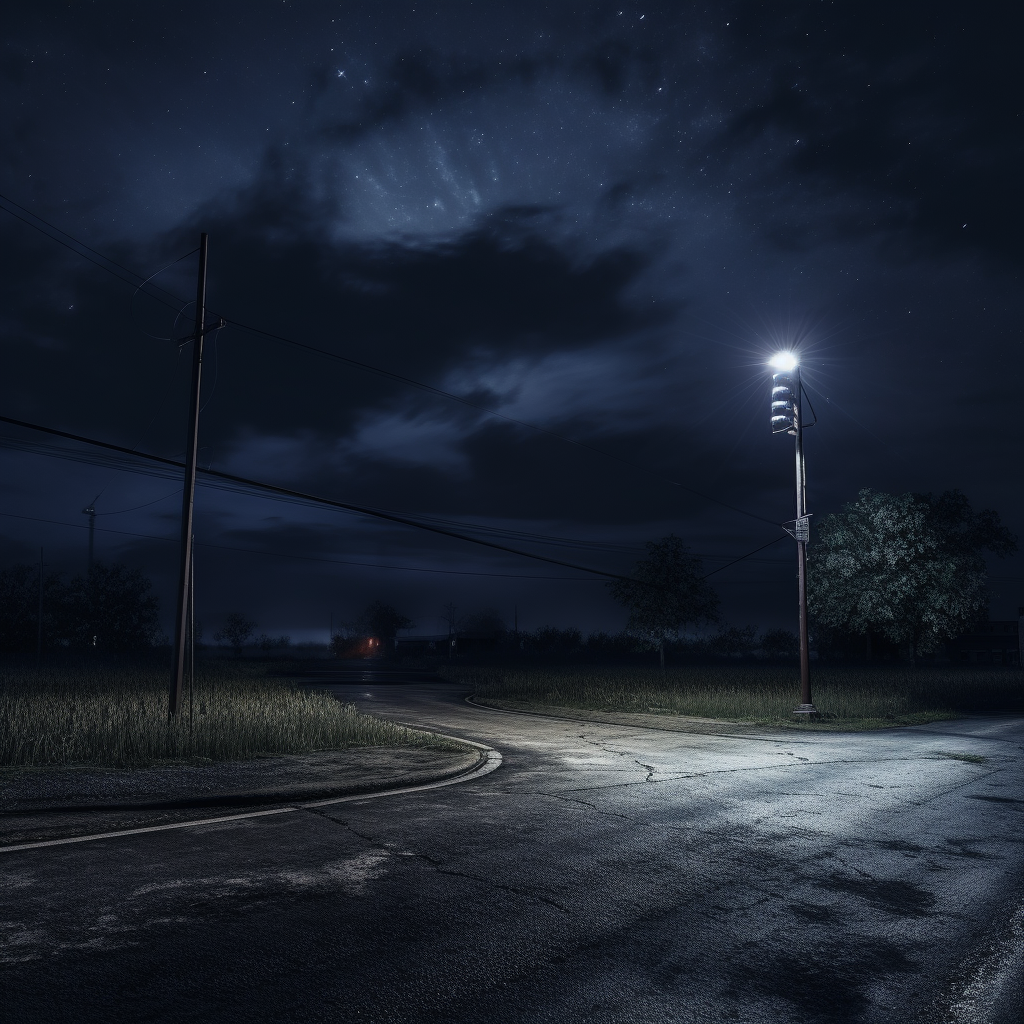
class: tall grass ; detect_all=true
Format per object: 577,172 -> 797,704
0,660 -> 463,767
442,663 -> 1024,728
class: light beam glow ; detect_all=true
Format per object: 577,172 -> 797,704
769,351 -> 799,372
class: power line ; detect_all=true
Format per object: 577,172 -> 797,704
700,536 -> 789,579
0,192 -> 185,311
1,433 -> 795,571
1,433 -> 634,552
0,414 -> 791,586
0,413 -> 642,583
0,191 -> 779,529
0,510 -> 598,582
0,424 -> 644,565
94,489 -> 183,516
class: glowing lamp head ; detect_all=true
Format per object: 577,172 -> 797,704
769,351 -> 799,372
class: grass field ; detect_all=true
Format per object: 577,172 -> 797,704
0,660 -> 463,768
441,663 -> 1024,729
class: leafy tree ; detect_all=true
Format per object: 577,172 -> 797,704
354,601 -> 413,643
0,561 -> 163,653
58,562 -> 162,651
608,535 -> 720,669
808,488 -> 1016,661
214,613 -> 258,656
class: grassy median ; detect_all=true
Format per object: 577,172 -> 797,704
442,663 -> 1024,729
0,660 -> 463,768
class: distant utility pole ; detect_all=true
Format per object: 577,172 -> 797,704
443,602 -> 457,660
769,351 -> 817,716
37,547 -> 44,660
82,502 -> 96,573
170,234 -> 210,718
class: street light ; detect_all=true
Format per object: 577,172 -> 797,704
770,351 -> 817,716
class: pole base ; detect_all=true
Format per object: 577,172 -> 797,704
793,703 -> 819,716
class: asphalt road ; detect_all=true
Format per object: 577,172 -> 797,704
2,676 -> 1023,1023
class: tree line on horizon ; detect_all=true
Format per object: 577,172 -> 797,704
606,487 -> 1015,664
0,488 -> 1011,662
0,561 -> 161,653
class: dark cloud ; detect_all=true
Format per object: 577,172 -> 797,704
0,1 -> 1020,639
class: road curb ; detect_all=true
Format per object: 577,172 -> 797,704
3,748 -> 485,816
0,734 -> 502,855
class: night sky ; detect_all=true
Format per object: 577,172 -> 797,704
2,1 -> 1021,643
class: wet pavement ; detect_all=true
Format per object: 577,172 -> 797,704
1,674 -> 1022,1023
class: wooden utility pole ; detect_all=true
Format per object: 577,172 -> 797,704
169,233 -> 209,717
443,602 -> 457,660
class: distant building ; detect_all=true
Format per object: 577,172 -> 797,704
946,615 -> 1022,666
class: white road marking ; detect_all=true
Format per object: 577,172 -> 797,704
0,746 -> 502,855
0,806 -> 299,853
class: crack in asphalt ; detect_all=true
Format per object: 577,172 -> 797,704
302,807 -> 572,914
547,753 -> 995,798
525,789 -> 635,821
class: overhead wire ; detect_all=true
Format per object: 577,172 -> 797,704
0,433 -> 638,553
0,428 -> 792,570
0,510 -> 598,582
0,414 -> 792,585
0,191 -> 781,529
1,194 -> 797,587
0,414 -> 643,584
94,489 -> 183,516
128,247 -> 200,341
700,535 -> 789,579
0,192 -> 185,311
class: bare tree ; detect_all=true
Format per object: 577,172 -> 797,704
214,613 -> 258,657
608,536 -> 719,670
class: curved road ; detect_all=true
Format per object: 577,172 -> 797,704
2,675 -> 1023,1023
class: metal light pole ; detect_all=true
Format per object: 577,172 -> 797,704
770,352 -> 817,716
